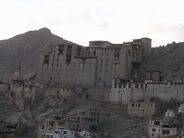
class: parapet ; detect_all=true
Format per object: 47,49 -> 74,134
89,41 -> 112,47
112,78 -> 184,89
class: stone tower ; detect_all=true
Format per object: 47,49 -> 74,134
141,38 -> 152,58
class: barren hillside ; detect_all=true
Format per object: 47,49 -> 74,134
142,42 -> 184,80
0,28 -> 78,81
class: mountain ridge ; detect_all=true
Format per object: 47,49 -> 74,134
0,27 -> 79,81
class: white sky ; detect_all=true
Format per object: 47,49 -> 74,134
1,0 -> 184,47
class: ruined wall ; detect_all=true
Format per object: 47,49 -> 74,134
110,80 -> 184,104
8,80 -> 45,111
8,80 -> 24,110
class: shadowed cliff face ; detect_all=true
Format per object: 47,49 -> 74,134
0,28 -> 77,81
142,42 -> 184,80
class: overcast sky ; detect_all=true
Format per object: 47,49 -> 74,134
1,0 -> 184,47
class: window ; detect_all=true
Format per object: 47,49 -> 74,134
128,83 -> 131,88
154,121 -> 160,125
66,55 -> 71,63
123,83 -> 126,88
41,124 -> 45,129
114,49 -> 120,58
135,83 -> 139,88
58,44 -> 64,55
152,128 -> 156,132
94,51 -> 96,56
63,131 -> 67,134
67,45 -> 72,49
99,77 -> 101,81
163,130 -> 170,134
141,83 -> 143,88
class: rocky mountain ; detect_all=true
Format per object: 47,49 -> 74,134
0,28 -> 78,81
142,41 -> 184,80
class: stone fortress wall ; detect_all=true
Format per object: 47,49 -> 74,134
110,79 -> 184,104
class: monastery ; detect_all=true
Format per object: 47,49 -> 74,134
38,38 -> 151,87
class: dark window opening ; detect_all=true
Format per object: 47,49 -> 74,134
58,44 -> 65,55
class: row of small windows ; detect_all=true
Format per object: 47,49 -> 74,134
114,81 -> 183,89
131,103 -> 153,108
114,83 -> 147,88
151,128 -> 170,136
114,83 -> 183,89
41,63 -> 93,72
